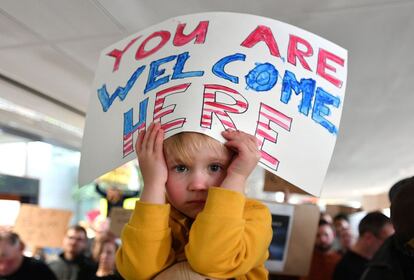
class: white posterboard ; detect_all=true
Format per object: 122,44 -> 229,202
80,12 -> 348,196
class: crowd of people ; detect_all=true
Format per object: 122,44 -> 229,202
1,177 -> 413,280
0,224 -> 122,280
298,176 -> 414,280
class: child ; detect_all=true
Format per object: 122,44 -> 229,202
116,122 -> 272,279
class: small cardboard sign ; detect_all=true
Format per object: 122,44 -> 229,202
80,12 -> 347,196
109,207 -> 133,237
13,204 -> 72,248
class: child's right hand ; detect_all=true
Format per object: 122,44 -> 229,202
135,122 -> 168,204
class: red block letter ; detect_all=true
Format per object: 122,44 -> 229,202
201,84 -> 248,130
136,31 -> 171,60
241,25 -> 281,57
173,21 -> 209,46
287,35 -> 313,71
317,48 -> 345,88
107,36 -> 140,72
255,103 -> 292,171
153,83 -> 190,131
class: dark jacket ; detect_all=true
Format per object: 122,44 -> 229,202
360,235 -> 414,280
48,253 -> 97,280
0,256 -> 57,280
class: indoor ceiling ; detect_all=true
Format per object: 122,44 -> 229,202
0,0 -> 413,200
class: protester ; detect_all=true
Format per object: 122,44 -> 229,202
332,213 -> 350,252
95,184 -> 139,217
361,177 -> 414,280
87,217 -> 110,261
336,226 -> 355,255
333,211 -> 394,280
0,230 -> 57,279
94,237 -> 123,279
300,219 -> 341,280
333,213 -> 350,235
387,176 -> 413,202
116,122 -> 272,279
48,225 -> 97,280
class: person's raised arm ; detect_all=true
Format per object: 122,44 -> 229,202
95,183 -> 107,197
220,129 -> 261,193
116,122 -> 174,279
136,122 -> 168,204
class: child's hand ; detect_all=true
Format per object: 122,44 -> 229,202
221,130 -> 260,193
136,122 -> 167,204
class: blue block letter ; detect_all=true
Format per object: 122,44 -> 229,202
123,98 -> 149,136
144,55 -> 176,93
281,70 -> 316,116
312,87 -> 340,134
172,52 -> 204,80
245,63 -> 278,92
212,53 -> 246,84
97,65 -> 145,112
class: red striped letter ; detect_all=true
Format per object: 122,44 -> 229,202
153,83 -> 190,131
255,103 -> 292,170
201,84 -> 248,130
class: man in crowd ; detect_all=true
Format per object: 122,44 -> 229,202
333,211 -> 394,280
332,213 -> 350,252
0,230 -> 57,279
300,219 -> 342,280
48,225 -> 96,280
361,176 -> 414,280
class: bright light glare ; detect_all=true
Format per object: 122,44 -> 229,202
0,200 -> 21,226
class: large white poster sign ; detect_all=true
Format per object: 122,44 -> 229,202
80,12 -> 347,196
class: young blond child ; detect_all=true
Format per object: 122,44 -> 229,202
116,122 -> 272,279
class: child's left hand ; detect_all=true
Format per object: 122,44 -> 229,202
220,129 -> 260,193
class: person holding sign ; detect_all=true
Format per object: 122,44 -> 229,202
95,184 -> 139,217
116,122 -> 272,279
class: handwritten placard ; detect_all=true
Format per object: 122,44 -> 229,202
13,204 -> 72,248
80,12 -> 348,196
109,207 -> 133,237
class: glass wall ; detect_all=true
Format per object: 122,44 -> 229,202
0,139 -> 99,226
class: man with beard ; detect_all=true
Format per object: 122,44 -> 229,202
300,220 -> 342,280
48,225 -> 97,280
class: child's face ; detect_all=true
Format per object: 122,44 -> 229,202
165,143 -> 231,219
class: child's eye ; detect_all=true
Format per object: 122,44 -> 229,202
174,165 -> 188,173
208,164 -> 222,172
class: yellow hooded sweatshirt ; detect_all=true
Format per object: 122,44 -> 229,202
116,187 -> 272,280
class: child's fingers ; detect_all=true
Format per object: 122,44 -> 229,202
144,122 -> 159,152
222,130 -> 259,148
154,126 -> 164,155
223,131 -> 260,161
225,139 -> 254,155
135,129 -> 146,153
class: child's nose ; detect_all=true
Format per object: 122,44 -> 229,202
188,172 -> 209,191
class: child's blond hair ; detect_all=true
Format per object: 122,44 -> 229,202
163,132 -> 231,165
